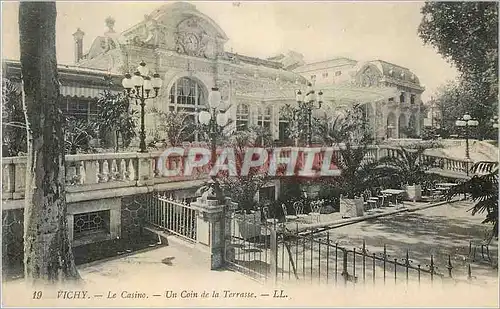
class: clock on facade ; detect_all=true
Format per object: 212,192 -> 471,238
182,33 -> 199,53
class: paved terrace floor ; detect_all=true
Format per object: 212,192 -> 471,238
2,200 -> 499,308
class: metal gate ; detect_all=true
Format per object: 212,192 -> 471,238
146,193 -> 197,242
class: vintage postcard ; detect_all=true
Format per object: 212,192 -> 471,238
1,0 -> 498,307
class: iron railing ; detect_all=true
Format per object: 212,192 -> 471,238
146,193 -> 197,242
226,216 -> 479,286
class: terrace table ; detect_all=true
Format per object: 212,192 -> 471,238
436,183 -> 457,189
380,189 -> 406,207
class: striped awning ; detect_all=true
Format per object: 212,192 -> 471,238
60,85 -> 103,98
59,85 -> 121,98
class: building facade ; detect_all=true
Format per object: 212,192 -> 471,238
293,58 -> 425,140
72,2 -> 423,144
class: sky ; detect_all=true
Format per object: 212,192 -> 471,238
1,1 -> 459,101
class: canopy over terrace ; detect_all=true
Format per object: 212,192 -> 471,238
235,82 -> 400,110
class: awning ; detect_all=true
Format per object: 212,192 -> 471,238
236,82 -> 400,106
60,85 -> 104,98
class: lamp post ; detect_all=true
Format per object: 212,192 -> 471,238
295,82 -> 323,146
387,124 -> 395,139
198,87 -> 229,199
455,114 -> 479,160
122,61 -> 163,153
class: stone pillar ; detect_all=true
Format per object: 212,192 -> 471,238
191,194 -> 237,270
136,153 -> 154,186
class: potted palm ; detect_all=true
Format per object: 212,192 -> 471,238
314,105 -> 380,218
376,146 -> 436,202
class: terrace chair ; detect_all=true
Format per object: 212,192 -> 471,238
262,206 -> 279,226
293,200 -> 309,221
363,189 -> 379,210
281,203 -> 297,222
309,201 -> 323,223
469,229 -> 497,263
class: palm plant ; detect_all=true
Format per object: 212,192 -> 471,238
96,90 -> 137,152
152,109 -> 196,146
64,117 -> 98,154
315,105 -> 380,199
375,146 -> 436,188
446,161 -> 498,236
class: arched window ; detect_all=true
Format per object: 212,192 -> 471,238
168,77 -> 206,113
236,103 -> 250,131
168,77 -> 207,142
257,106 -> 272,130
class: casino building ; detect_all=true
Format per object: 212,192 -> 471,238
3,1 -> 425,145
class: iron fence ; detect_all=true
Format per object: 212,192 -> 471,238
146,193 -> 197,242
225,215 -> 478,286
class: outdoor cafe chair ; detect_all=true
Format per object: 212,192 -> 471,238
293,200 -> 309,221
309,201 -> 323,223
469,229 -> 497,263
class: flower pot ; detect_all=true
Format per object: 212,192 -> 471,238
406,184 -> 422,202
232,211 -> 262,240
340,198 -> 364,218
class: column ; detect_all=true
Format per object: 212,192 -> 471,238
191,194 -> 237,270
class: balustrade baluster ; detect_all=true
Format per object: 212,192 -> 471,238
116,158 -> 124,180
97,160 -> 105,183
106,159 -> 114,181
74,161 -> 82,185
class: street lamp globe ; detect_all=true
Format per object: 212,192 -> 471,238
198,111 -> 211,125
143,76 -> 153,91
463,114 -> 472,121
137,60 -> 149,76
131,71 -> 144,88
208,87 -> 222,109
151,73 -> 163,90
121,73 -> 133,90
455,120 -> 466,127
216,112 -> 228,127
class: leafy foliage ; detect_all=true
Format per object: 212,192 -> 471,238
63,117 -> 98,154
96,90 -> 137,151
418,2 -> 498,138
217,126 -> 274,213
2,79 -> 27,156
314,104 -> 370,147
446,161 -> 498,236
429,80 -> 496,139
152,109 -> 197,146
375,146 -> 436,187
314,105 -> 379,199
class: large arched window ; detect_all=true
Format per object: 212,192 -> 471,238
169,77 -> 206,113
236,103 -> 250,131
168,77 -> 207,142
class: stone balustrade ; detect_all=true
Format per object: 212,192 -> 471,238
1,145 -> 477,204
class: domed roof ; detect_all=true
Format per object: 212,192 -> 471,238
368,60 -> 420,85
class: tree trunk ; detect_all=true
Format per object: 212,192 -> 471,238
19,2 -> 80,284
